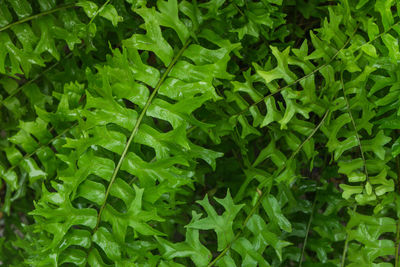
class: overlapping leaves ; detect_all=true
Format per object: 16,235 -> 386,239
9,0 -> 238,265
1,0 -> 400,266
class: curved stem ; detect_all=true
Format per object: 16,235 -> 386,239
340,71 -> 368,180
0,3 -> 76,32
94,39 -> 192,230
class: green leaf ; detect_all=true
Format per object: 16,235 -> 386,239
262,195 -> 292,232
7,0 -> 32,19
187,190 -> 244,251
392,137 -> 400,157
375,0 -> 394,31
92,227 -> 122,261
124,8 -> 174,66
100,5 -> 123,26
102,183 -> 166,242
2,0 -> 400,266
361,43 -> 377,57
247,214 -> 291,261
157,212 -> 212,266
77,1 -> 98,18
156,0 -> 190,44
340,184 -> 363,200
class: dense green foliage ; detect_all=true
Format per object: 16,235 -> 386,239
1,0 -> 400,266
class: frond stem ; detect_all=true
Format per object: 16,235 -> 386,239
0,3 -> 76,32
88,0 -> 111,25
233,24 -> 359,117
299,194 -> 317,266
289,111 -> 329,162
339,71 -> 368,180
1,61 -> 60,108
234,19 -> 400,118
0,43 -> 84,108
4,123 -> 77,174
341,205 -> 357,267
94,39 -> 192,230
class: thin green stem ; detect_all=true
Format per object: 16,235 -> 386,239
352,21 -> 400,54
94,39 -> 192,230
207,185 -> 271,267
89,0 -> 111,25
0,3 -> 76,32
0,43 -> 83,108
341,205 -> 357,267
234,19 -> 400,118
299,195 -> 317,266
339,71 -> 368,180
234,24 -> 359,117
289,111 -> 329,162
207,110 -> 329,266
1,61 -> 59,108
207,234 -> 237,266
337,32 -> 375,264
232,2 -> 245,17
4,123 -> 77,174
